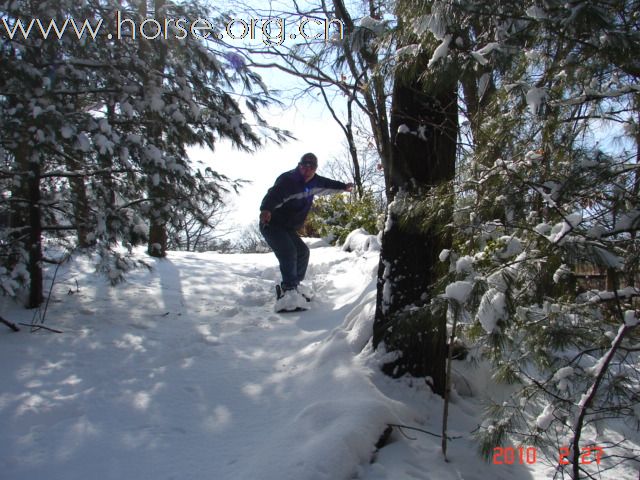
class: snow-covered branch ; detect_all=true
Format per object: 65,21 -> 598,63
568,319 -> 636,478
548,85 -> 640,107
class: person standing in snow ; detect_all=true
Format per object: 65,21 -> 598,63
259,152 -> 353,309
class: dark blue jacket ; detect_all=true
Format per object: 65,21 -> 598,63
260,169 -> 348,230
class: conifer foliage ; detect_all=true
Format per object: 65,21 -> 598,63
0,0 -> 285,307
305,190 -> 381,245
392,0 -> 640,476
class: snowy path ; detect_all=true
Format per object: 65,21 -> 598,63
0,244 -> 394,480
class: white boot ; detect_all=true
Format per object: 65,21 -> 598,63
274,286 -> 307,312
296,283 -> 314,302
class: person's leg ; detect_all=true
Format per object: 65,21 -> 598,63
290,232 -> 310,284
260,224 -> 298,289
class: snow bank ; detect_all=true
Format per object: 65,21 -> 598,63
342,228 -> 381,253
303,237 -> 332,249
5,243 -> 634,480
0,246 -> 388,480
343,289 -> 378,352
624,310 -> 638,327
238,277 -> 395,480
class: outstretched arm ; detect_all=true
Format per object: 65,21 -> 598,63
314,175 -> 353,194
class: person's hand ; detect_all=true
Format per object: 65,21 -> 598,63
260,210 -> 272,225
345,183 -> 354,192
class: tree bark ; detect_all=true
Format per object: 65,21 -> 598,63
10,141 -> 44,308
66,142 -> 94,248
144,0 -> 169,258
0,316 -> 20,332
27,159 -> 43,308
373,60 -> 458,395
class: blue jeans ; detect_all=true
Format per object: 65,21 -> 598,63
260,223 -> 310,289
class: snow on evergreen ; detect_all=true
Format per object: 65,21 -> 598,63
624,310 -> 638,327
552,366 -> 574,391
427,34 -> 452,68
359,15 -> 387,36
525,86 -> 546,116
476,288 -> 506,333
455,255 -> 474,275
444,280 -> 473,304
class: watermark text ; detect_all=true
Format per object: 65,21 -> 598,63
0,11 -> 344,46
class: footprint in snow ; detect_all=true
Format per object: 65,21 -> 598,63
219,306 -> 241,317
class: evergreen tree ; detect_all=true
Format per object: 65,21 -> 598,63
400,0 -> 640,475
0,0 -> 287,306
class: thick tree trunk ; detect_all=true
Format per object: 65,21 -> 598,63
631,95 -> 639,289
145,0 -> 169,258
66,152 -> 94,248
12,142 -> 44,308
373,66 -> 457,395
26,160 -> 43,308
69,176 -> 92,248
148,220 -> 168,257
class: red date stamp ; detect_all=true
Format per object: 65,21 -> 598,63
492,446 -> 604,465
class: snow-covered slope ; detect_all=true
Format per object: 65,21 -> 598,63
0,241 -> 636,479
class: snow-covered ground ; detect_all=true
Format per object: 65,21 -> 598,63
0,239 -> 636,479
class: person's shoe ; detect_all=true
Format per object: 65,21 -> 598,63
275,284 -> 307,313
296,283 -> 313,302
